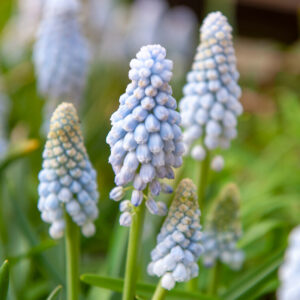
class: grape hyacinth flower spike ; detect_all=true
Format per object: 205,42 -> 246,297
202,183 -> 244,270
148,179 -> 203,291
38,102 -> 99,239
33,0 -> 89,127
107,44 -> 184,225
179,11 -> 242,169
277,226 -> 300,300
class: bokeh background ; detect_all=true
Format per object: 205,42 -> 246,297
0,0 -> 299,299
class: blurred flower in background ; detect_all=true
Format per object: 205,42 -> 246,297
1,0 -> 43,64
83,0 -> 197,78
277,226 -> 300,300
202,183 -> 244,270
33,0 -> 90,132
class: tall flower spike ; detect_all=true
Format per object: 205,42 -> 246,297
277,226 -> 300,300
107,44 -> 184,221
179,11 -> 242,155
33,0 -> 89,108
202,183 -> 244,270
38,103 -> 99,239
147,179 -> 203,290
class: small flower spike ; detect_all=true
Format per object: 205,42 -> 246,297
179,11 -> 242,155
33,0 -> 89,103
147,179 -> 203,290
107,44 -> 184,219
202,183 -> 244,270
277,226 -> 300,300
38,103 -> 99,239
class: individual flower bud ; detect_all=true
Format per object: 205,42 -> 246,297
210,155 -> 224,172
179,12 -> 242,155
33,0 -> 89,128
148,179 -> 203,290
277,226 -> 300,300
191,145 -> 206,161
107,45 -> 183,218
119,211 -> 132,227
202,183 -> 244,270
109,186 -> 125,201
38,103 -> 99,239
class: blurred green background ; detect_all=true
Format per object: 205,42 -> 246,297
0,0 -> 299,299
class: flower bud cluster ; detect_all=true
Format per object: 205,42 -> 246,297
277,226 -> 300,300
147,179 -> 203,290
33,0 -> 89,103
179,11 -> 242,155
107,44 -> 184,218
202,183 -> 244,270
38,103 -> 99,239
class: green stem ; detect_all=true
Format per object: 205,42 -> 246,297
187,276 -> 198,292
152,279 -> 168,300
65,212 -> 80,300
208,261 -> 221,295
198,151 -> 211,210
122,201 -> 146,300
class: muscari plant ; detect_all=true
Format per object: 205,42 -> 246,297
179,11 -> 243,208
38,102 -> 99,300
0,5 -> 292,300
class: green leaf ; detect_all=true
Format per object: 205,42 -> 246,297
0,260 -> 9,300
238,220 -> 284,248
81,274 -> 220,300
47,285 -> 63,300
0,139 -> 39,174
222,249 -> 284,300
8,240 -> 58,265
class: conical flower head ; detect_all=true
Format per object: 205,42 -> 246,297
278,226 -> 300,300
107,44 -> 184,216
38,103 -> 99,239
202,183 -> 244,270
33,0 -> 89,103
179,11 -> 242,154
147,179 -> 203,290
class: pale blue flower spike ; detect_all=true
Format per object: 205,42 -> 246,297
277,226 -> 300,300
147,179 -> 203,290
107,44 -> 184,220
179,11 -> 242,156
33,0 -> 89,122
38,103 -> 99,239
201,183 -> 244,270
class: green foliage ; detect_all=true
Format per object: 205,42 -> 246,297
0,260 -> 9,299
81,274 -> 220,300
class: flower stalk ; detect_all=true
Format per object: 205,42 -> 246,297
122,200 -> 146,300
65,212 -> 80,300
152,279 -> 168,300
198,150 -> 211,210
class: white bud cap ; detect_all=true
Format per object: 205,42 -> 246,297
211,155 -> 224,172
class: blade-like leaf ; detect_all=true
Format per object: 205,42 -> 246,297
0,139 -> 39,174
81,274 -> 220,300
8,240 -> 58,265
0,260 -> 9,300
222,249 -> 284,300
47,285 -> 63,300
